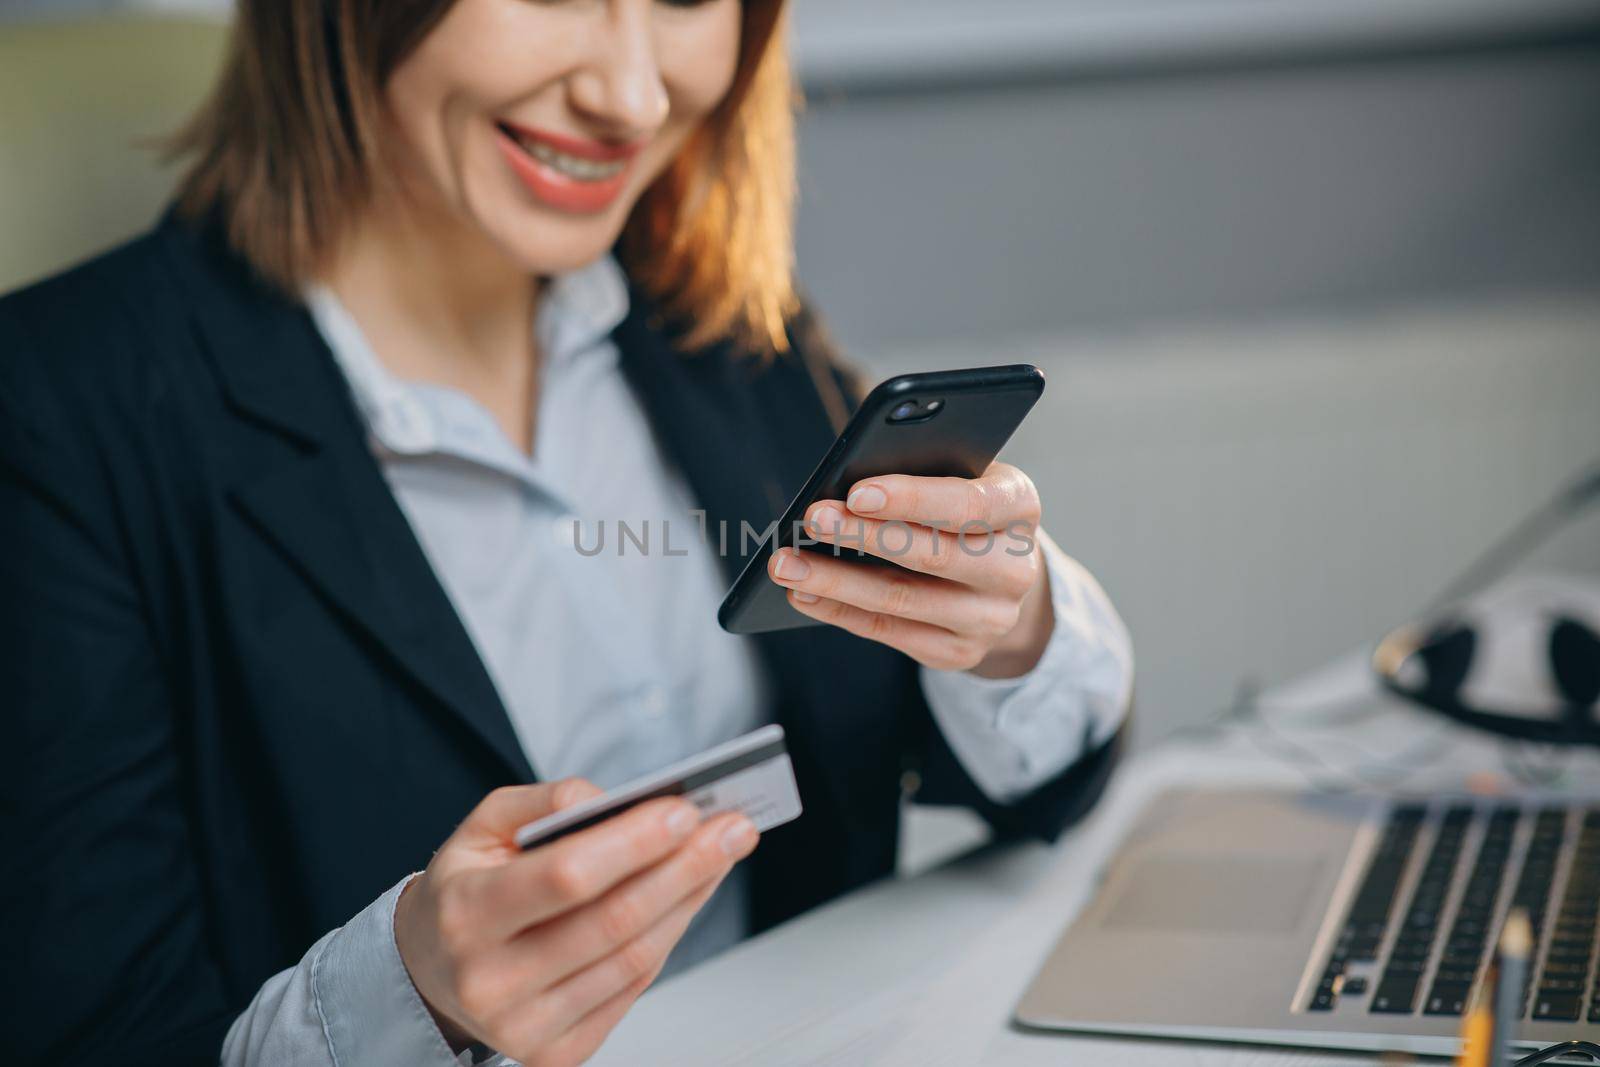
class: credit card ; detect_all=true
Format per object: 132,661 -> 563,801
514,725 -> 802,851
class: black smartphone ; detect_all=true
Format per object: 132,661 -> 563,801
717,364 -> 1045,635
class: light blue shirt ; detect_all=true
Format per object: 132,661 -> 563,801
221,256 -> 1133,1066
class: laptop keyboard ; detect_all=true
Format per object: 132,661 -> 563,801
1540,813 -> 1600,1022
1307,803 -> 1600,1023
1422,807 -> 1517,1015
1373,806 -> 1472,1013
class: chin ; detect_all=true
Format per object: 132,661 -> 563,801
460,172 -> 640,277
504,229 -> 619,277
476,205 -> 629,278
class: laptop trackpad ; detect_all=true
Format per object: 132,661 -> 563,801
1099,855 -> 1322,935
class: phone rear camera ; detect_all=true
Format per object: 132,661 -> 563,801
888,398 -> 944,424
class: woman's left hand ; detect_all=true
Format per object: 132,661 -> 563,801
766,462 -> 1054,679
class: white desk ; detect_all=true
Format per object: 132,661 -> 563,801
593,654 -> 1600,1066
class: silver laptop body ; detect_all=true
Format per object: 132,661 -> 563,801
1015,789 -> 1600,1056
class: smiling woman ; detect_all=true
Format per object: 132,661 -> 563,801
0,0 -> 1133,1063
170,0 -> 795,350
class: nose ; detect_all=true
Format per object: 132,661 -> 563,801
568,2 -> 671,137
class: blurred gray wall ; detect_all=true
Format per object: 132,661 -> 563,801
791,35 -> 1600,351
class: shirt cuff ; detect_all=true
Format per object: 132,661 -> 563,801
919,530 -> 1134,803
310,874 -> 466,1067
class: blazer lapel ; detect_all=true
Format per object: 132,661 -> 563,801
159,218 -> 534,784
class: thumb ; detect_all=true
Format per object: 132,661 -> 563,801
459,779 -> 603,846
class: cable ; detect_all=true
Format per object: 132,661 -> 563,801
1156,677 -> 1459,793
1424,459 -> 1600,615
1235,679 -> 1459,793
1499,740 -> 1573,789
1511,1039 -> 1600,1066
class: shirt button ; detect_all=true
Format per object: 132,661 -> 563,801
383,398 -> 434,452
640,686 -> 668,719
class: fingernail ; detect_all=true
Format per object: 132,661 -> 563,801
792,591 -> 820,604
847,486 -> 887,514
811,505 -> 845,534
665,804 -> 698,836
773,550 -> 810,582
720,817 -> 757,857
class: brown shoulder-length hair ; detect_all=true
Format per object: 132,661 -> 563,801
170,0 -> 797,352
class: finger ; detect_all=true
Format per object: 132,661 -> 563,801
768,548 -> 1020,640
470,796 -> 702,939
800,502 -> 1038,598
786,590 -> 990,673
844,463 -> 1041,532
510,812 -> 758,989
453,779 -> 603,850
497,874 -> 724,1060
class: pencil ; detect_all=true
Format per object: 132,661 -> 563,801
1491,910 -> 1533,1067
1458,991 -> 1493,1067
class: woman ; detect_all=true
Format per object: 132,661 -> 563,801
0,1 -> 1132,1064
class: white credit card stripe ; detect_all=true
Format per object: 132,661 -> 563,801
683,754 -> 802,835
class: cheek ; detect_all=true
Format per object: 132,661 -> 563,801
382,46 -> 480,193
382,2 -> 574,189
661,5 -> 744,130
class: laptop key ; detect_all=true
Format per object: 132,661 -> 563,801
1433,967 -> 1478,985
1532,994 -> 1581,1021
1542,960 -> 1588,977
1371,979 -> 1418,1014
1389,939 -> 1431,962
1424,975 -> 1471,1015
1537,977 -> 1587,993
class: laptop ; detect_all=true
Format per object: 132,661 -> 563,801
1015,790 -> 1600,1056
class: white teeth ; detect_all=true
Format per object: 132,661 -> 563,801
510,132 -> 625,182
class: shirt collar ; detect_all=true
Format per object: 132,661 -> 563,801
303,282 -> 436,454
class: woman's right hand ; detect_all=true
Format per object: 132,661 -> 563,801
393,779 -> 758,1067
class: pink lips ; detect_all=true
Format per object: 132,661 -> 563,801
495,121 -> 645,215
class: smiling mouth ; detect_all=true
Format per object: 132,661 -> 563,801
496,123 -> 628,183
